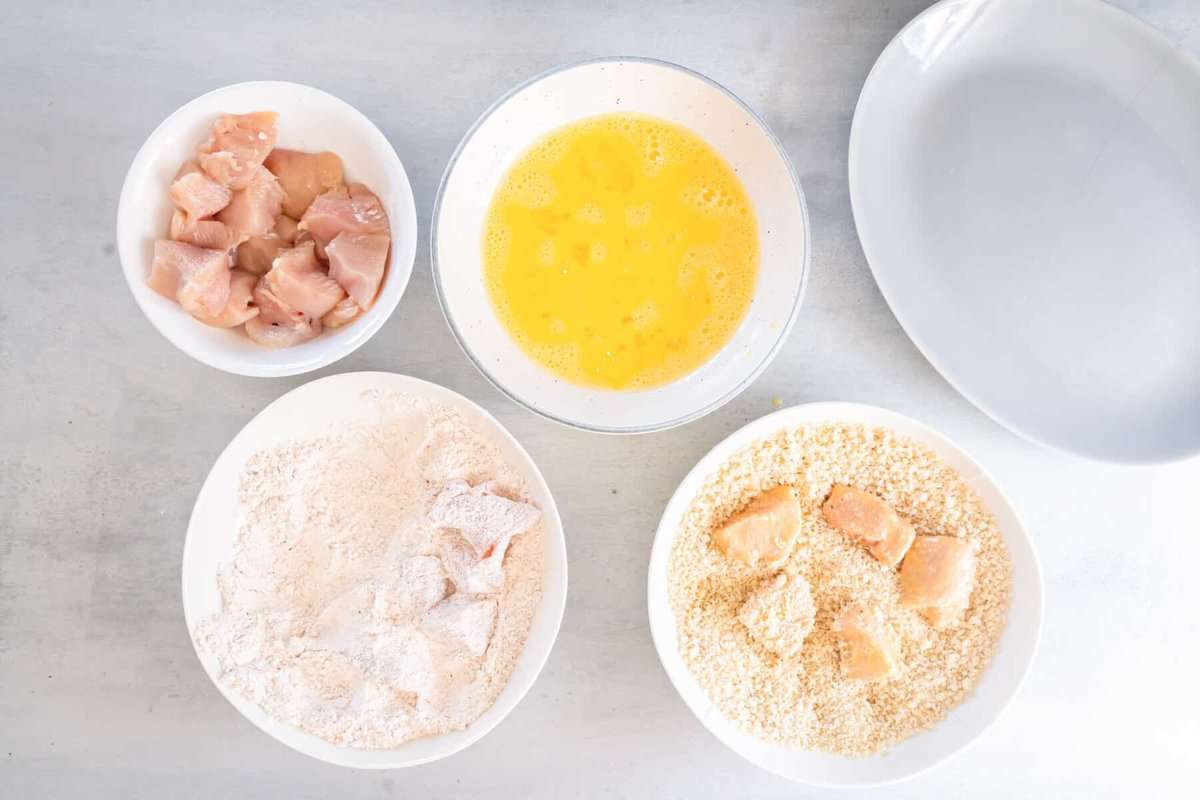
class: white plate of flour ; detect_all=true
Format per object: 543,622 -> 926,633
646,402 -> 1042,787
182,371 -> 567,768
849,0 -> 1200,463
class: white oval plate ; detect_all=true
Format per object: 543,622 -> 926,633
433,57 -> 809,433
647,402 -> 1043,787
849,0 -> 1200,463
118,81 -> 418,377
181,372 -> 568,768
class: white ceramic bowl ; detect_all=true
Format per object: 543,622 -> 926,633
117,81 -> 418,377
433,57 -> 809,433
647,402 -> 1043,787
849,0 -> 1200,463
181,372 -> 568,768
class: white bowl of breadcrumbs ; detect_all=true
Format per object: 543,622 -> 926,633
648,402 -> 1042,787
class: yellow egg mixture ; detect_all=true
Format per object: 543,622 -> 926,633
482,113 -> 759,390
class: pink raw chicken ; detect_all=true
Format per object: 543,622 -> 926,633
321,296 -> 360,329
298,183 -> 389,249
192,269 -> 259,328
169,171 -> 231,220
274,214 -> 299,244
244,308 -> 321,348
169,210 -> 241,252
326,232 -> 389,310
196,112 -> 277,189
147,240 -> 231,318
217,165 -> 284,240
235,235 -> 286,276
263,241 -> 345,319
264,149 -> 345,219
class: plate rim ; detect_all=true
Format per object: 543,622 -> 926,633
847,0 -> 1200,465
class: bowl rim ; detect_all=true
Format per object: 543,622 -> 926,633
180,370 -> 569,768
116,80 -> 417,378
645,400 -> 1044,788
430,55 -> 812,434
847,0 -> 1200,465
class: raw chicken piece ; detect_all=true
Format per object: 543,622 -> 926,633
738,572 -> 815,658
298,183 -> 390,248
198,150 -> 255,191
244,313 -> 321,348
358,626 -> 432,699
168,171 -> 231,219
217,165 -> 284,239
174,159 -> 202,180
833,603 -> 899,681
710,486 -> 802,570
422,595 -> 498,658
192,268 -> 259,328
326,232 -> 389,309
235,234 -> 286,276
275,214 -> 299,244
294,228 -> 326,260
899,535 -> 976,627
821,485 -> 916,568
321,296 -> 361,329
146,240 -> 231,318
264,148 -> 346,219
169,210 -> 241,252
428,480 -> 541,558
263,241 -> 345,319
196,111 -> 278,188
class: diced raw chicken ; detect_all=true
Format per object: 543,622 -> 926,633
235,234 -> 286,276
174,159 -> 202,180
196,111 -> 278,188
321,296 -> 361,329
263,241 -> 345,319
264,148 -> 346,219
326,232 -> 389,310
275,214 -> 299,244
244,271 -> 322,348
422,595 -> 498,658
899,535 -> 976,627
437,529 -> 511,595
146,240 -> 231,318
821,485 -> 916,568
428,480 -> 541,558
198,150 -> 255,191
192,268 -> 259,328
294,228 -> 326,260
216,165 -> 284,239
711,485 -> 802,569
298,183 -> 390,249
169,209 -> 241,252
244,313 -> 321,348
168,171 -> 231,219
833,603 -> 899,681
737,572 -> 815,658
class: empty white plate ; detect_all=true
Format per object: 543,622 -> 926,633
850,0 -> 1200,463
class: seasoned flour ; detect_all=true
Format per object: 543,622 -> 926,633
193,391 -> 543,748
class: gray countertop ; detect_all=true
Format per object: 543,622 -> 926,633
3,1 -> 1198,797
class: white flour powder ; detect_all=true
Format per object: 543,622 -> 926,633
192,391 -> 544,748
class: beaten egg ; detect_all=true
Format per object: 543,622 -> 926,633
482,113 -> 759,390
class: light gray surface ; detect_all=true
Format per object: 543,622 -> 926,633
1,1 -> 1197,797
